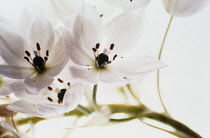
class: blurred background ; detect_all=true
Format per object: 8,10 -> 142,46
0,0 -> 210,137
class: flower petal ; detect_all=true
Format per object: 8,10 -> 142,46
0,65 -> 34,79
72,3 -> 103,57
105,0 -> 151,11
7,100 -> 43,117
0,77 -> 16,96
69,66 -> 100,84
100,70 -> 129,85
104,8 -> 145,57
110,55 -> 166,77
63,83 -> 85,112
37,104 -> 65,116
0,28 -> 29,66
162,0 -> 209,16
45,38 -> 69,77
0,120 -> 21,138
30,16 -> 54,54
24,74 -> 54,95
59,28 -> 94,66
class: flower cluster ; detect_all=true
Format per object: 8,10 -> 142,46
0,0 -> 209,137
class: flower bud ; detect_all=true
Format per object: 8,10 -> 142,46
162,0 -> 209,16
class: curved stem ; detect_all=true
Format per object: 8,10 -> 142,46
11,111 -> 19,133
157,16 -> 173,115
92,84 -> 99,111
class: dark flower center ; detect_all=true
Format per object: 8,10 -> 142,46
58,88 -> 66,104
98,53 -> 109,67
24,43 -> 49,73
92,43 -> 117,68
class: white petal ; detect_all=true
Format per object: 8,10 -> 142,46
24,74 -> 54,95
0,120 -> 21,138
105,0 -> 151,11
59,28 -> 94,66
30,17 -> 54,54
73,3 -> 103,57
46,38 -> 69,77
18,10 -> 35,39
69,66 -> 100,84
100,70 -> 129,85
63,83 -> 85,112
110,56 -> 166,77
0,65 -> 34,79
7,100 -> 43,117
9,81 -> 45,104
0,77 -> 16,96
37,104 -> 65,116
0,28 -> 29,66
104,8 -> 145,57
162,0 -> 209,16
50,0 -> 83,20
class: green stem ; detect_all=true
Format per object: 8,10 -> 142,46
76,104 -> 92,115
157,16 -> 173,115
140,112 -> 202,138
92,84 -> 99,111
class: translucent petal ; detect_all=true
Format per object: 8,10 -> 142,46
73,3 -> 103,57
7,100 -> 43,117
60,28 -> 94,66
24,74 -> 54,95
0,28 -> 29,66
110,55 -> 167,77
99,70 -> 129,85
30,16 -> 54,55
69,66 -> 100,84
37,104 -> 65,116
63,83 -> 85,112
46,38 -> 69,77
0,65 -> 34,79
104,8 -> 145,57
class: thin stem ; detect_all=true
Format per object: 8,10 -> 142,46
76,104 -> 92,115
126,84 -> 143,105
157,16 -> 173,115
11,111 -> 19,133
92,84 -> 99,111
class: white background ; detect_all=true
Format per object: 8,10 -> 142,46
0,0 -> 210,137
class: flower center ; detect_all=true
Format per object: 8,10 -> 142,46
47,78 -> 71,104
24,43 -> 49,73
92,43 -> 117,68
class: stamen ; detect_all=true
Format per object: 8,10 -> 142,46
47,86 -> 53,91
25,51 -> 31,57
113,54 -> 117,60
100,14 -> 104,18
67,82 -> 70,87
36,43 -> 41,51
92,48 -> 97,52
96,43 -> 100,49
44,57 -> 48,61
110,43 -> 114,50
58,78 -> 63,83
24,57 -> 30,62
46,50 -> 49,56
47,97 -> 53,102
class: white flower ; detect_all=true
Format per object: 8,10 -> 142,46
62,3 -> 166,85
7,79 -> 85,117
105,0 -> 151,11
0,120 -> 22,138
161,0 -> 209,16
0,15 -> 69,95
